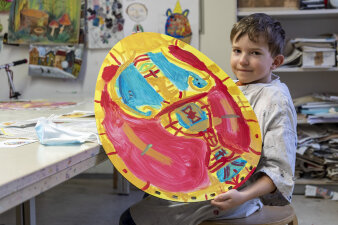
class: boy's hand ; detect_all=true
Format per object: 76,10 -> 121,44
210,189 -> 247,211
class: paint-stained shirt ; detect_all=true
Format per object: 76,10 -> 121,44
129,74 -> 297,225
237,74 -> 297,205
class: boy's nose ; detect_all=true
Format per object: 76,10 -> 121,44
239,54 -> 249,66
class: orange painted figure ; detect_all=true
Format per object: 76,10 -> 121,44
95,32 -> 262,202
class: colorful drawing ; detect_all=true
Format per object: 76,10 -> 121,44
8,0 -> 81,45
95,32 -> 262,202
165,0 -> 192,44
0,100 -> 76,110
123,0 -> 199,49
126,2 -> 147,33
0,0 -> 12,12
28,44 -> 84,79
86,0 -> 124,49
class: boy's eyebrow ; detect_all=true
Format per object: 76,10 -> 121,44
232,46 -> 263,51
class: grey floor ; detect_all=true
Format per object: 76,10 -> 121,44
0,177 -> 338,225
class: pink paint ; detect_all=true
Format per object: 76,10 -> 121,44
100,85 -> 210,192
208,88 -> 251,154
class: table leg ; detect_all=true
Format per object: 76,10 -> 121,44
16,198 -> 36,225
113,167 -> 130,195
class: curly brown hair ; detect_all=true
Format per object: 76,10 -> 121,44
230,13 -> 285,57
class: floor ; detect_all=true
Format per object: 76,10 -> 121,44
0,176 -> 337,225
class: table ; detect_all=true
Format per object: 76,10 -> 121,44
0,98 -> 107,225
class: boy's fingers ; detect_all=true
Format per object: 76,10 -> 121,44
211,199 -> 230,210
213,193 -> 230,202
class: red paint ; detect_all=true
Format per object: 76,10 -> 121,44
109,52 -> 121,65
141,181 -> 151,191
107,152 -> 117,155
225,168 -> 256,189
179,91 -> 183,99
134,57 -> 150,66
246,119 -> 258,123
143,69 -> 160,78
102,64 -> 119,82
221,77 -> 230,82
122,169 -> 128,173
249,147 -> 261,156
100,85 -> 210,192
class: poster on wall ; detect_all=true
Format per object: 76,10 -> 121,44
28,44 -> 84,79
122,0 -> 199,49
0,0 -> 12,12
28,0 -> 85,79
86,0 -> 125,49
8,0 -> 81,45
94,32 -> 262,202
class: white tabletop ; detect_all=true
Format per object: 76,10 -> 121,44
0,97 -> 106,214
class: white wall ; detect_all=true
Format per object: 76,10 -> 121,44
0,0 -> 236,101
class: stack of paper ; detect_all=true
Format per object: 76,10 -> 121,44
282,36 -> 337,68
294,93 -> 338,180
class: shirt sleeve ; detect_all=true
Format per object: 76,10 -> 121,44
253,92 -> 297,205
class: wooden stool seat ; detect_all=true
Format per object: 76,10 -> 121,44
199,205 -> 298,225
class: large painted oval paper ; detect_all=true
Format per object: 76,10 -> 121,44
94,32 -> 262,202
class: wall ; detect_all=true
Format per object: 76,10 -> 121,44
0,0 -> 236,101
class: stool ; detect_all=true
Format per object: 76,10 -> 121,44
199,205 -> 298,225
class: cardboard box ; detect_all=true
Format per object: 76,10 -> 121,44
302,48 -> 336,68
238,0 -> 299,9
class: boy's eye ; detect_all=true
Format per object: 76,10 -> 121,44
233,49 -> 241,54
250,51 -> 261,55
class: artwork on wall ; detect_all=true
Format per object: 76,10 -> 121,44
0,0 -> 12,12
8,0 -> 81,45
122,0 -> 199,49
28,44 -> 84,79
86,0 -> 125,49
94,32 -> 262,202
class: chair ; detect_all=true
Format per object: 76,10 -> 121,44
199,205 -> 298,225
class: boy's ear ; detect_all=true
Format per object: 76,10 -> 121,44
271,54 -> 284,70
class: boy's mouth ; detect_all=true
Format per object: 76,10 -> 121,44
237,69 -> 253,72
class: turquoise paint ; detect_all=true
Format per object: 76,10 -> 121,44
148,52 -> 207,90
215,149 -> 247,182
116,64 -> 163,116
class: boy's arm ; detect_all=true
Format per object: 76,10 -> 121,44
211,174 -> 276,211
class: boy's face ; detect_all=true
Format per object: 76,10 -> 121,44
231,33 -> 282,84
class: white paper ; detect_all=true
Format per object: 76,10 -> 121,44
0,139 -> 37,148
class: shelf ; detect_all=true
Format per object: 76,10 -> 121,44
295,178 -> 338,185
274,67 -> 338,72
238,8 -> 338,19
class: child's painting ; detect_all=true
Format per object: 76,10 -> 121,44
0,100 -> 76,110
123,0 -> 199,49
165,0 -> 192,44
95,32 -> 262,202
0,0 -> 12,12
86,0 -> 124,49
8,0 -> 81,45
28,44 -> 84,79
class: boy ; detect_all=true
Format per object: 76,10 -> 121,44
120,13 -> 297,225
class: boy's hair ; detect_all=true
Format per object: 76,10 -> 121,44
230,13 -> 285,57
